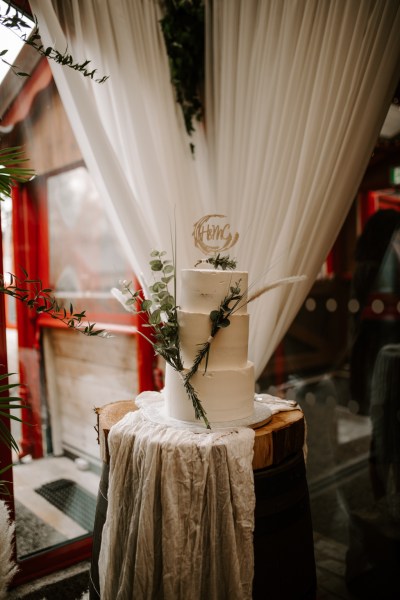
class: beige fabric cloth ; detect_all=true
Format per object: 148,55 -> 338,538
98,410 -> 256,600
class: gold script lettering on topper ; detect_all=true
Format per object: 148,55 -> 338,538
193,214 -> 239,255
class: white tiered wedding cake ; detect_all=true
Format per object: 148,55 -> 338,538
112,214 -> 304,428
164,268 -> 255,423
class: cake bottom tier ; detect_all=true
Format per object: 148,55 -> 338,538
164,361 -> 255,423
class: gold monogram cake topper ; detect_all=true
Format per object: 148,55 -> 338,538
192,214 -> 239,255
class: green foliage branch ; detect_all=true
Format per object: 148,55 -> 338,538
119,250 -> 209,427
0,270 -> 108,337
195,253 -> 237,271
0,374 -> 27,492
160,0 -> 205,147
0,2 -> 108,82
122,251 -> 182,371
0,147 -> 33,196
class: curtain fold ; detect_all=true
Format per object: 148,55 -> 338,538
29,0 -> 400,378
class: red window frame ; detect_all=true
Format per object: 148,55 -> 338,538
1,171 -> 155,587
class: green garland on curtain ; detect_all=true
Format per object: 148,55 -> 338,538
160,0 -> 205,144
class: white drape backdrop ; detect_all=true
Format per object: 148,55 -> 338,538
30,0 -> 400,378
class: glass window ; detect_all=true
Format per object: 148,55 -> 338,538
0,57 -> 139,581
257,203 -> 400,598
47,166 -> 134,320
8,167 -> 138,564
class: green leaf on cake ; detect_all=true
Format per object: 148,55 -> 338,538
141,299 -> 152,311
219,318 -> 230,328
150,260 -> 163,271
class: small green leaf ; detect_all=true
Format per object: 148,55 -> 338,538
141,299 -> 153,311
161,302 -> 173,312
161,275 -> 174,284
219,318 -> 230,328
151,282 -> 166,293
209,310 -> 220,322
150,260 -> 163,271
149,309 -> 161,325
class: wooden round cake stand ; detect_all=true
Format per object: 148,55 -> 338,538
95,399 -> 305,470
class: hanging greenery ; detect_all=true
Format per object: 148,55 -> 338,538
160,0 -> 205,143
0,2 -> 109,83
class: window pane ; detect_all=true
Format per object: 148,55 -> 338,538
47,166 -> 133,318
258,205 -> 400,598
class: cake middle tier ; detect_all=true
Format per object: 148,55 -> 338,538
178,310 -> 249,369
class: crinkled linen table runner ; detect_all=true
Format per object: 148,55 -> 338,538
98,409 -> 256,600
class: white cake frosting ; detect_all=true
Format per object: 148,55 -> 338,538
165,362 -> 254,422
164,268 -> 255,423
177,310 -> 249,369
180,269 -> 248,314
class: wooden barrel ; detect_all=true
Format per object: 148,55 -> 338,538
90,401 -> 316,600
253,451 -> 316,599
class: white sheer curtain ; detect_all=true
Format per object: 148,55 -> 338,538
30,0 -> 400,378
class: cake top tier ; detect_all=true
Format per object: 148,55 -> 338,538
180,269 -> 248,314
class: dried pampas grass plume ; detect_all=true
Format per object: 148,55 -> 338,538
247,275 -> 307,304
0,500 -> 18,598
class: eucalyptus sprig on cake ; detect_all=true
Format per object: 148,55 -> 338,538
116,251 -> 183,373
112,250 -> 211,427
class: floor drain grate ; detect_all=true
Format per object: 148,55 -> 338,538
35,478 -> 96,532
